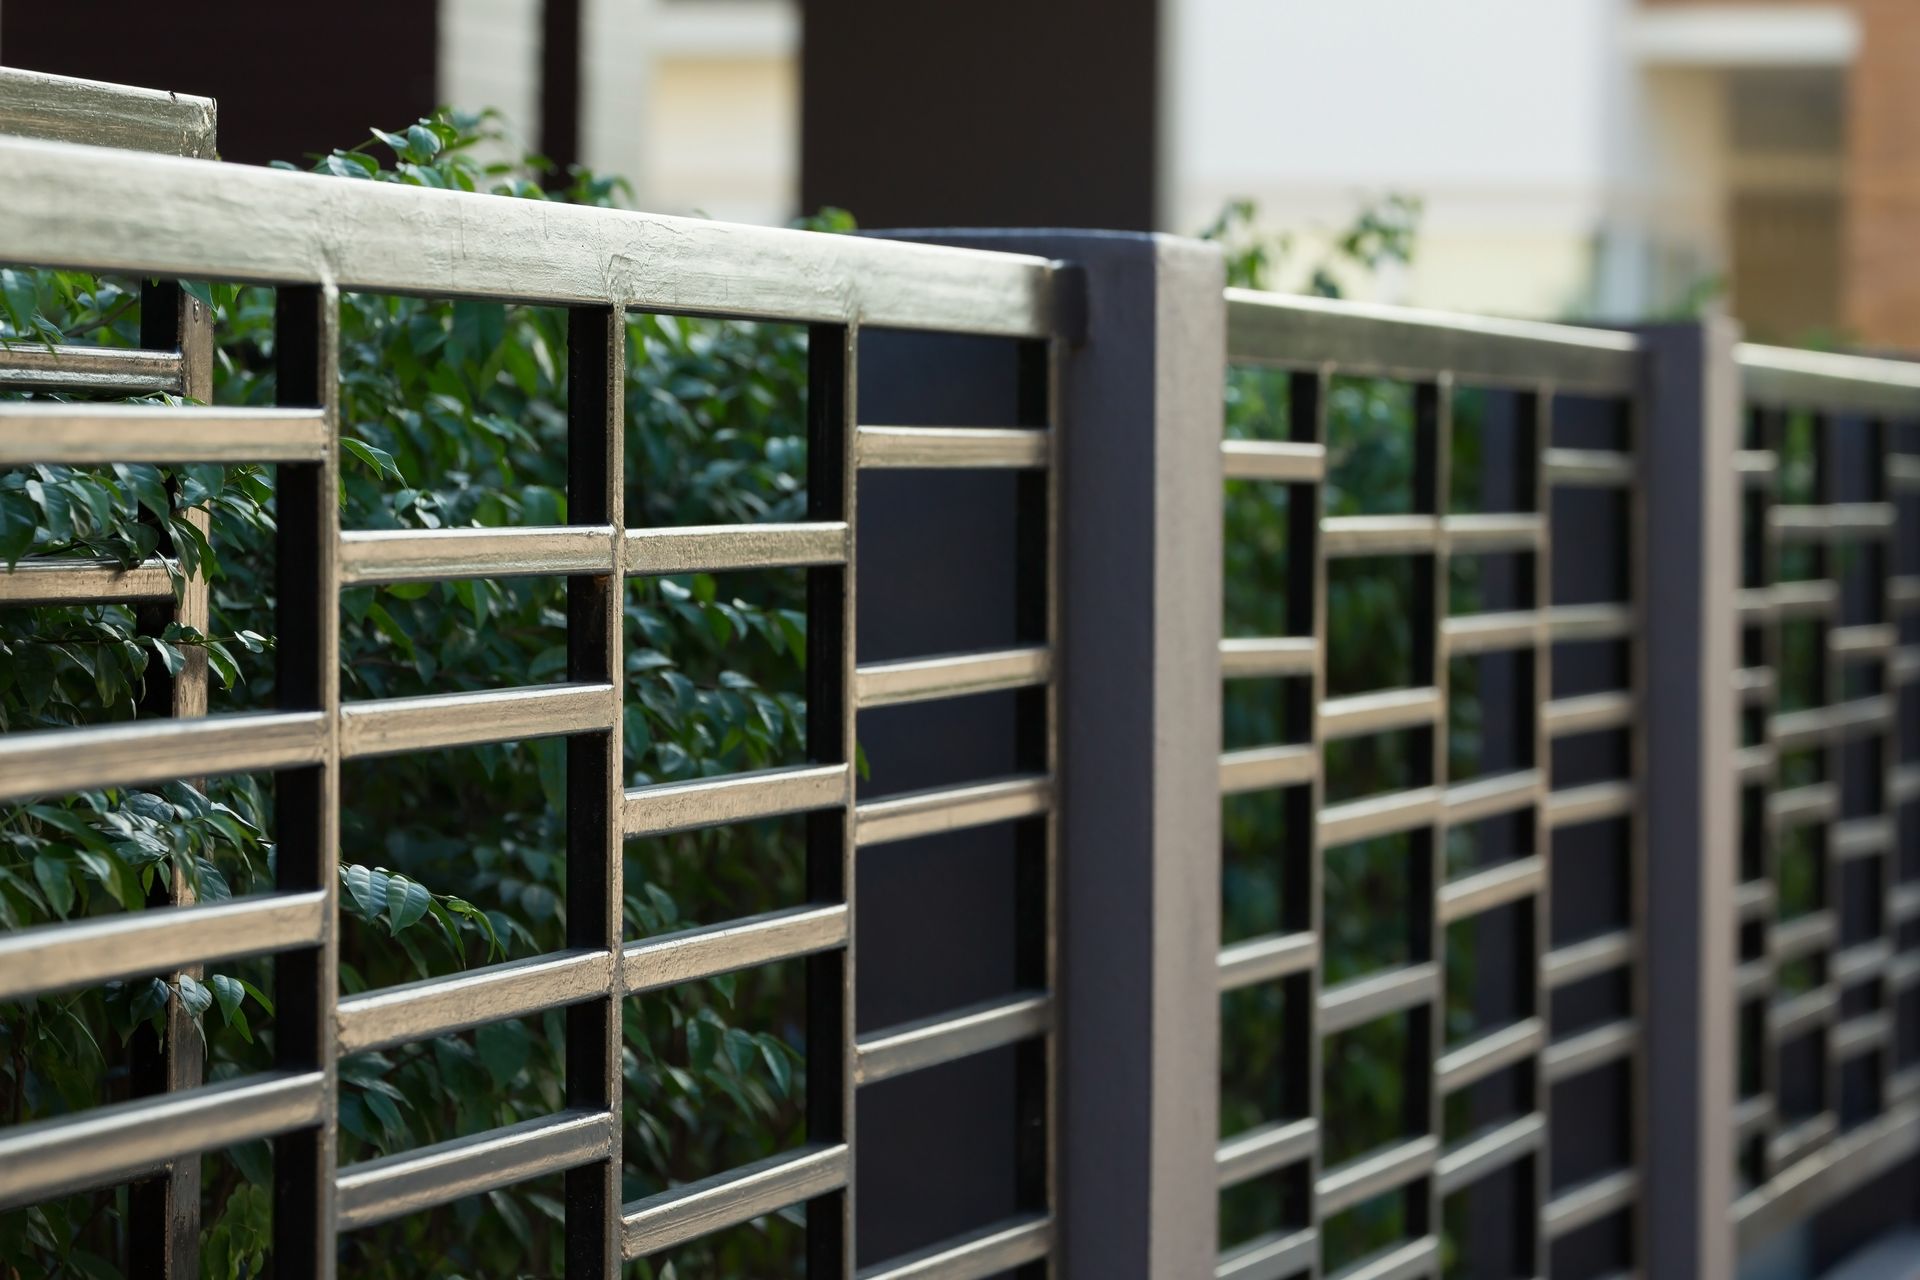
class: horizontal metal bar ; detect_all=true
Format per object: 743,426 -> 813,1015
624,763 -> 850,837
1736,745 -> 1776,785
1544,447 -> 1634,487
856,425 -> 1048,469
1736,666 -> 1776,706
1543,1019 -> 1637,1083
1543,691 -> 1635,737
1830,695 -> 1894,738
1218,1118 -> 1318,1191
0,1071 -> 324,1209
1893,577 -> 1920,611
1736,450 -> 1779,486
1895,646 -> 1920,685
1767,1113 -> 1837,1173
0,710 -> 327,802
1734,1095 -> 1773,1141
1831,624 -> 1896,660
1739,341 -> 1920,416
336,1110 -> 615,1231
1544,780 -> 1635,830
1319,787 -> 1442,847
1771,782 -> 1837,827
621,1143 -> 848,1258
1317,1136 -> 1439,1217
858,1214 -> 1054,1280
1892,884 -> 1920,927
1443,512 -> 1542,554
1893,953 -> 1920,990
1323,515 -> 1439,558
1436,1018 -> 1545,1095
1216,1227 -> 1319,1280
0,67 -> 217,157
1321,687 -> 1442,740
1772,911 -> 1837,963
1435,1114 -> 1544,1198
1547,603 -> 1633,643
854,992 -> 1051,1085
0,890 -> 327,1002
337,949 -> 613,1055
338,525 -> 616,585
0,555 -> 175,604
1443,770 -> 1542,826
1218,931 -> 1320,991
854,774 -> 1051,846
1226,287 -> 1639,392
1894,765 -> 1920,807
1220,745 -> 1318,795
0,342 -> 184,394
626,521 -> 849,576
1320,963 -> 1440,1036
855,646 -> 1050,709
1543,1169 -> 1638,1240
1771,503 -> 1895,541
1220,636 -> 1318,680
1324,1237 -> 1440,1280
1832,816 -> 1892,861
1831,940 -> 1891,988
1832,1012 -> 1891,1060
1736,1105 -> 1920,1251
1891,454 -> 1920,491
1438,855 -> 1544,923
338,682 -> 615,757
1773,579 -> 1840,618
1736,959 -> 1773,1003
1544,930 -> 1636,990
1222,438 -> 1326,483
1443,610 -> 1540,655
1892,1067 -> 1920,1104
1771,988 -> 1838,1042
0,402 -> 329,465
624,904 -> 848,995
0,136 -> 1054,335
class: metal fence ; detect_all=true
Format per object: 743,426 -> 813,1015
1,69 -> 1918,1280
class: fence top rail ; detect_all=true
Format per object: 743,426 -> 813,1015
1224,286 -> 1641,394
0,134 -> 1056,337
1738,342 -> 1920,418
0,67 -> 216,159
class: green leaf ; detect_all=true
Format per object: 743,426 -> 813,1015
32,854 -> 73,918
148,637 -> 185,678
386,874 -> 431,932
209,973 -> 247,1022
475,1019 -> 530,1086
341,436 -> 404,483
759,1036 -> 793,1097
175,973 -> 214,1019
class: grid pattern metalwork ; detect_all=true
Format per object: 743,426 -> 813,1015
1216,292 -> 1646,1279
0,98 -> 1062,1277
1729,345 -> 1920,1252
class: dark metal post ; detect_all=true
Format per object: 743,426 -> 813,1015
1639,320 -> 1742,1280
877,230 -> 1226,1278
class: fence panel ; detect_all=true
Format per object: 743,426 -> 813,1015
0,85 -> 1067,1278
1217,293 -> 1649,1280
1729,345 -> 1920,1258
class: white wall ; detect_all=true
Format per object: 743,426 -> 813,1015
1164,0 -> 1630,317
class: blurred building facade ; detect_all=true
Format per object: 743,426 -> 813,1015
3,0 -> 1917,347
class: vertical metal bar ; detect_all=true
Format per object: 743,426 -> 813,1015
1755,406 -> 1782,1194
1298,365 -> 1331,1278
1415,376 -> 1452,1252
125,277 -> 214,1280
805,321 -> 856,1277
1638,320 -> 1740,1280
564,304 -> 624,1278
1818,412 -> 1844,1146
1012,335 -> 1056,1273
1873,415 -> 1895,1119
272,283 -> 341,1280
1529,386 -> 1554,1278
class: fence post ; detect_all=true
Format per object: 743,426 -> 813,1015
1639,319 -> 1742,1280
878,230 -> 1226,1277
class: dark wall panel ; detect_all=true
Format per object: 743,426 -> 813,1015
2,0 -> 438,165
800,0 -> 1159,229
